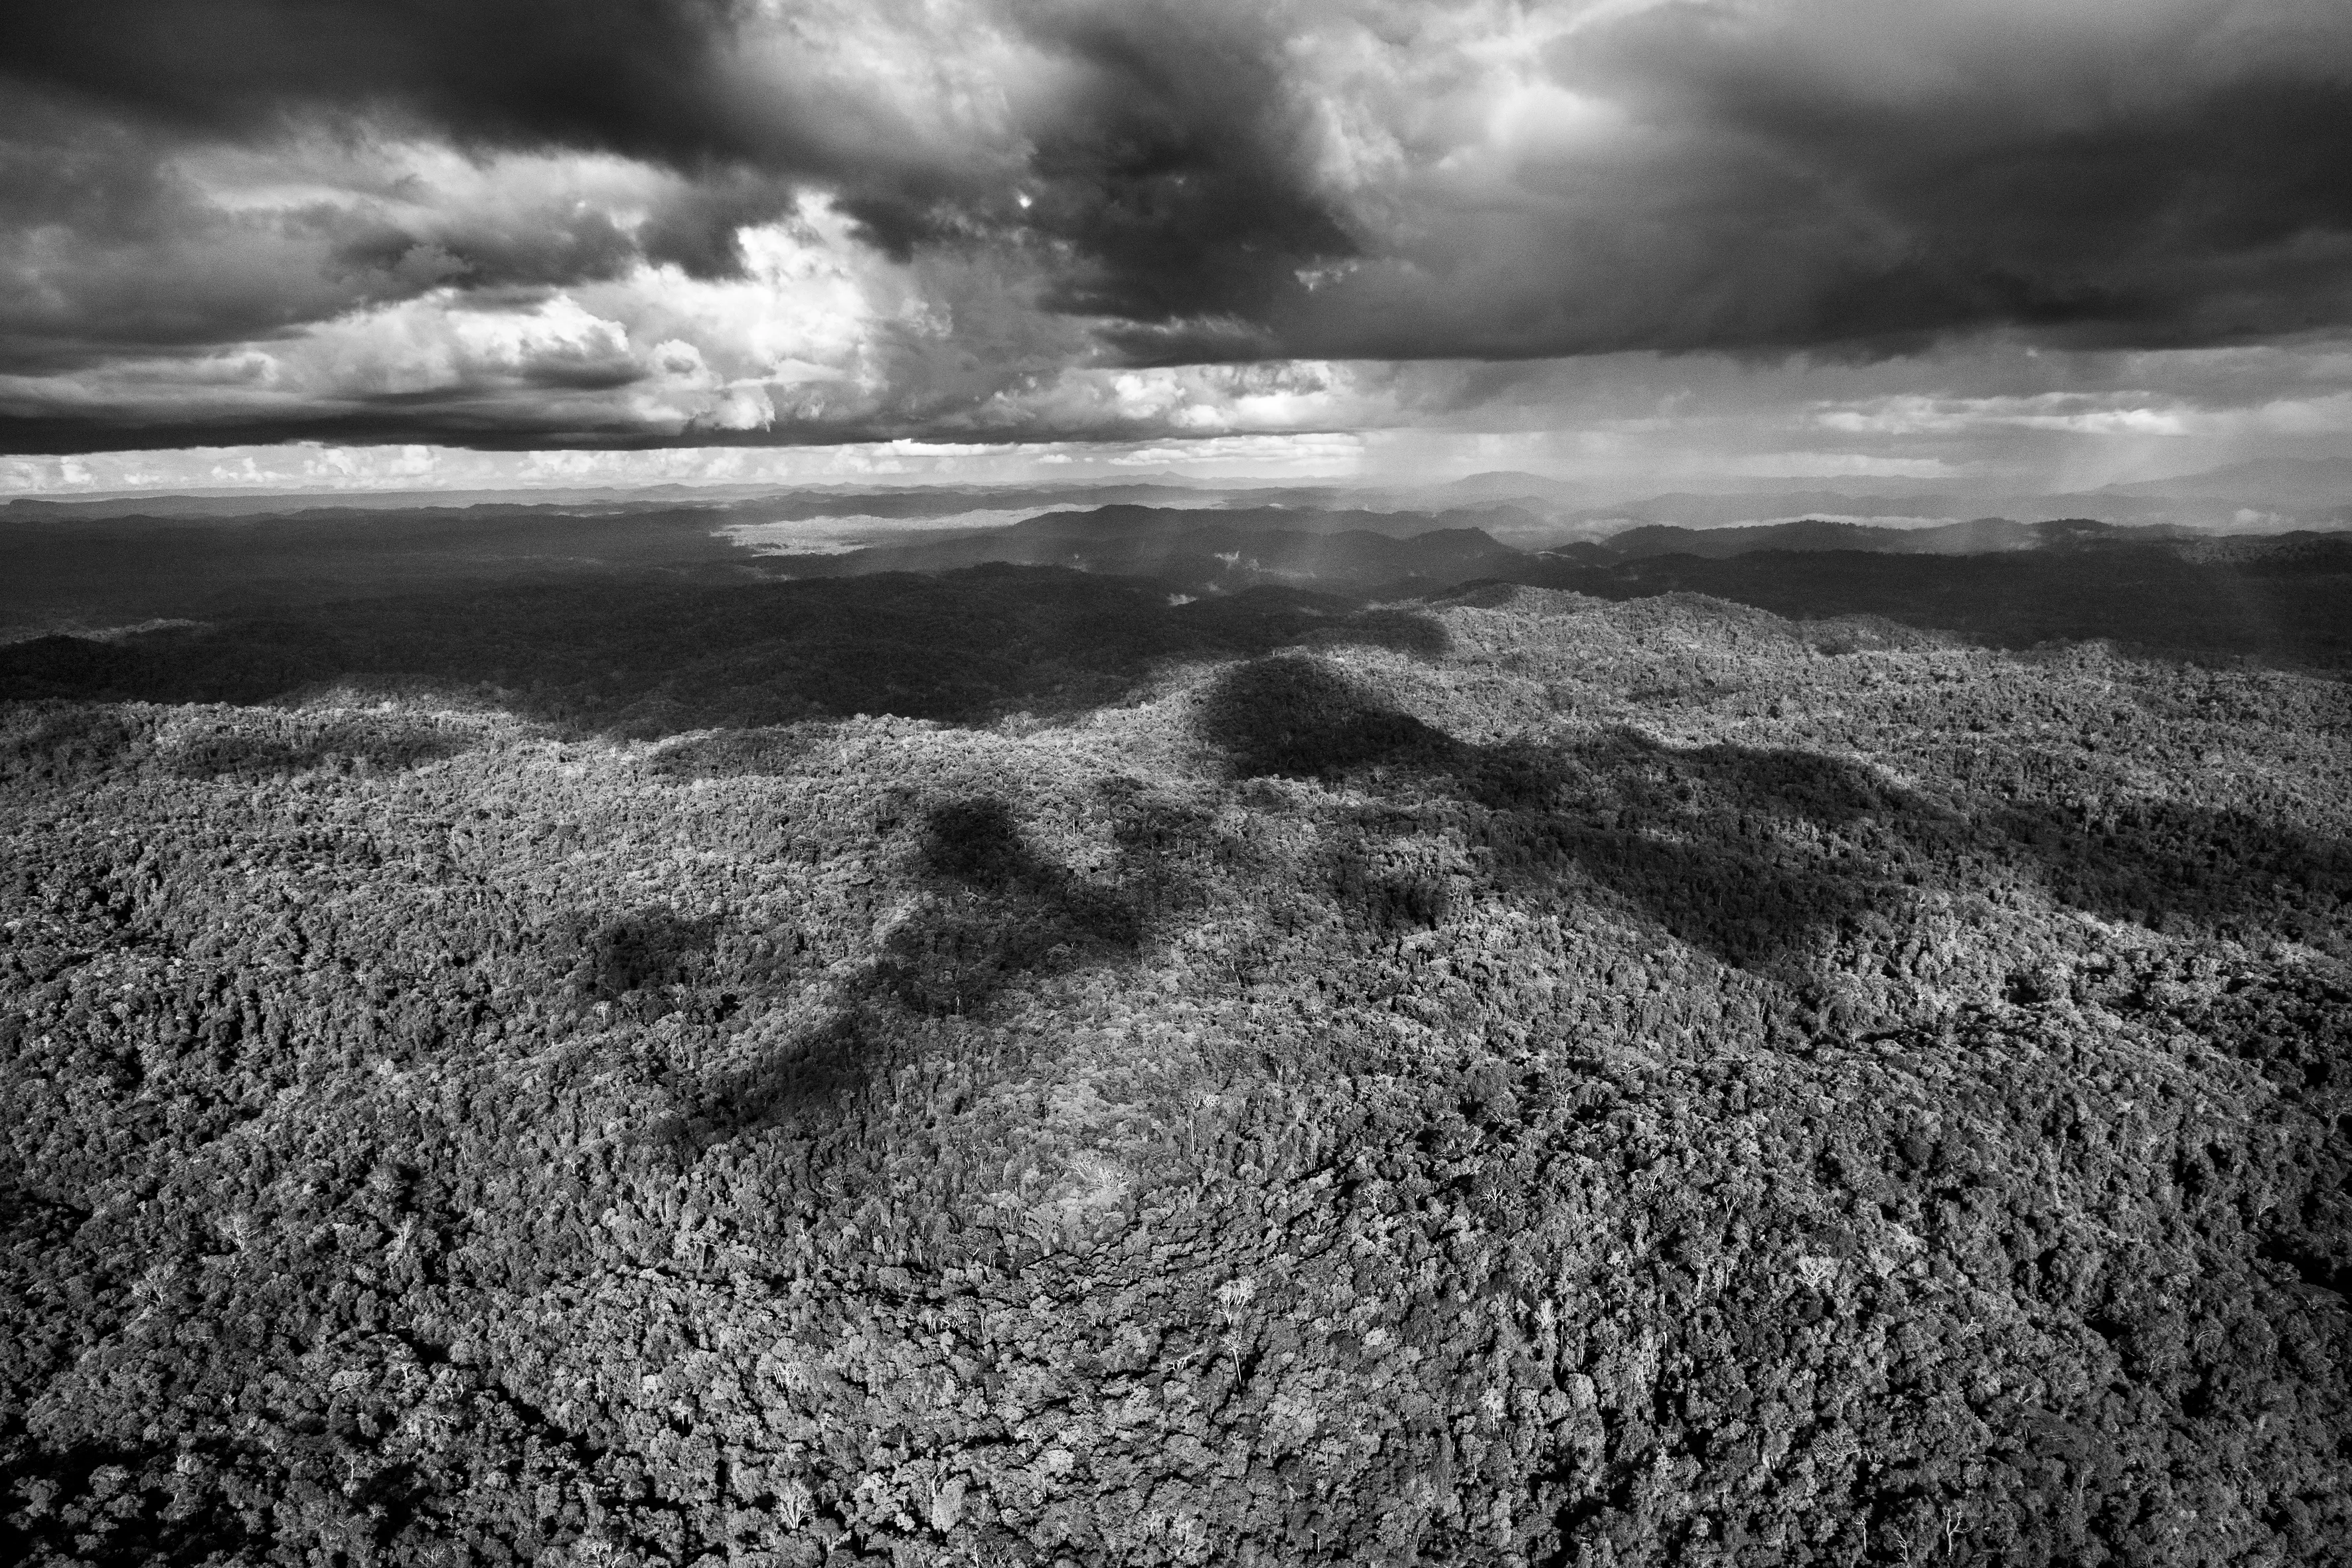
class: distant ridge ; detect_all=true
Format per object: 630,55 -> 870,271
768,503 -> 2345,584
1442,469 -> 1588,500
0,481 -> 1233,523
2096,455 -> 2352,506
765,503 -> 1527,593
1589,516 -> 2217,560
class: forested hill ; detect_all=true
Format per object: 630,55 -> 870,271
4,585 -> 2349,1565
1497,540 -> 2352,668
753,507 -> 2352,666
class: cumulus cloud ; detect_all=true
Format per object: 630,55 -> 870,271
2,0 -> 2350,449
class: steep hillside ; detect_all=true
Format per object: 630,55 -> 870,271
4,588 -> 2347,1566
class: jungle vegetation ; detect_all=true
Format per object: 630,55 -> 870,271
2,512 -> 2348,1566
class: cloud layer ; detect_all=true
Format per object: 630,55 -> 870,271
4,0 -> 2351,449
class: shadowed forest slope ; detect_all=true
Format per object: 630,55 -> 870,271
2,588 -> 2348,1567
0,569 -> 1443,736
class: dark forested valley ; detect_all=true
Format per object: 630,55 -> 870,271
3,495 -> 2349,1567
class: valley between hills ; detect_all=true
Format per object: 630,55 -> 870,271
1,495 -> 2349,1566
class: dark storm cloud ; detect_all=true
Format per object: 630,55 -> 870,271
3,0 -> 1355,317
4,0 -> 2352,451
7,0 -> 757,168
325,167 -> 808,291
0,102 -> 370,367
0,406 -> 660,455
0,393 -> 969,455
1259,1 -> 2352,362
1008,2 -> 1356,330
819,0 -> 1358,354
0,0 -> 1362,448
635,169 -> 811,277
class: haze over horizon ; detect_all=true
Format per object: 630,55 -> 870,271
6,0 -> 2352,498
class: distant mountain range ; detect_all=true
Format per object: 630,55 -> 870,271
2098,455 -> 2352,507
725,503 -> 2352,666
1572,516 -> 2194,560
0,481 -> 1232,522
766,503 -> 1532,591
10,453 -> 2349,533
1439,457 -> 2352,536
1551,491 -> 2352,535
765,502 -> 2352,593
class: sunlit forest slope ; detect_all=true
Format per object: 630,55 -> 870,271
4,580 -> 2347,1566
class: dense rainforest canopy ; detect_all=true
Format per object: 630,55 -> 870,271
4,572 -> 2347,1565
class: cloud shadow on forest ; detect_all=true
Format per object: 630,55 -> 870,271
657,787 -> 1210,1154
1198,653 -> 2352,971
554,905 -> 726,1022
872,796 -> 1145,1015
0,566 -> 1452,744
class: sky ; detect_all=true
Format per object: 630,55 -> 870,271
5,0 -> 2351,494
